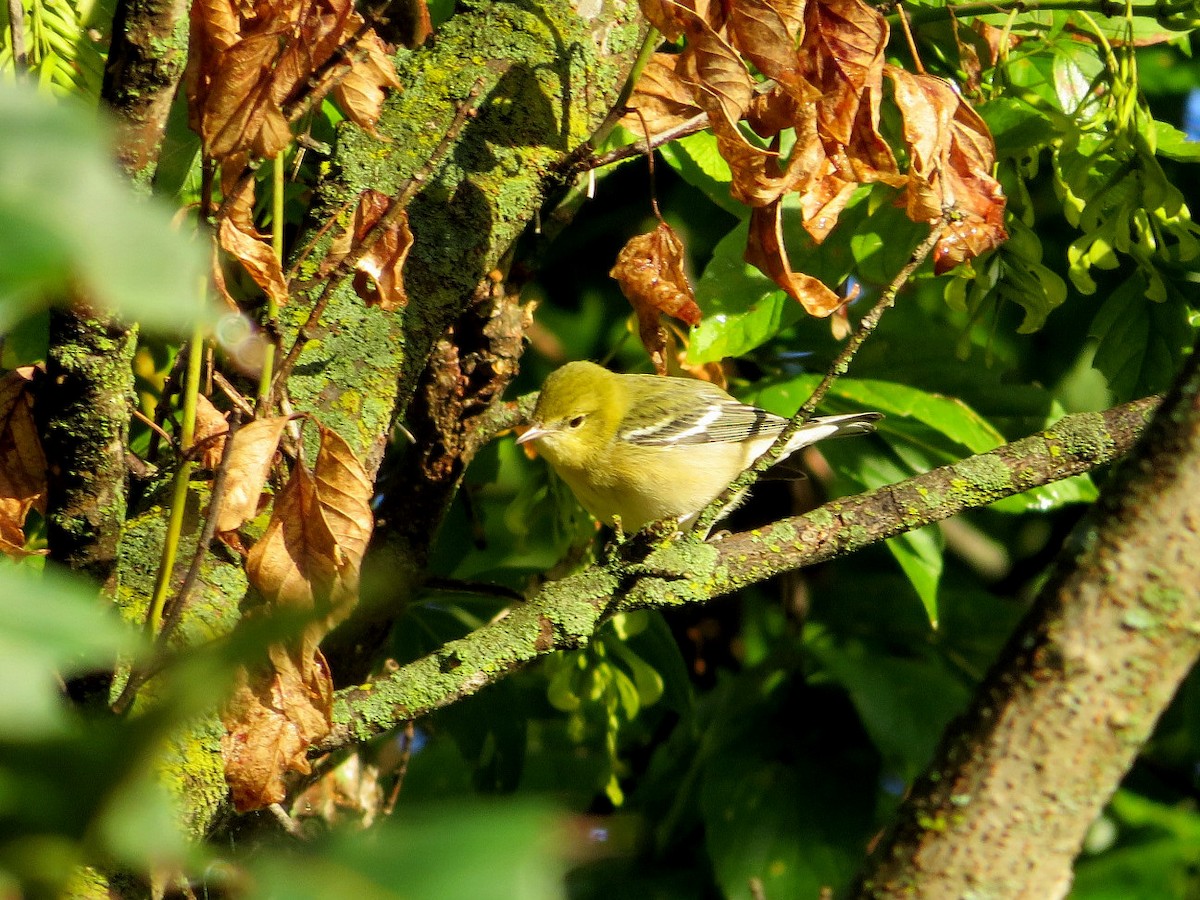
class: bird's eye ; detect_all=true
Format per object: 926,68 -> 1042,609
568,415 -> 586,429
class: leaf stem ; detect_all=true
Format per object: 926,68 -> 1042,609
146,317 -> 206,635
257,153 -> 286,409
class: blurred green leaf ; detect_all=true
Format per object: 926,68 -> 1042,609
700,679 -> 877,900
808,631 -> 970,780
249,802 -> 570,900
0,563 -> 144,739
0,83 -> 214,335
1072,791 -> 1200,899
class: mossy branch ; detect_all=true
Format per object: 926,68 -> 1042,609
319,394 -> 1158,752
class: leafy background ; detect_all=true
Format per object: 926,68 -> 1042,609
3,0 -> 1200,897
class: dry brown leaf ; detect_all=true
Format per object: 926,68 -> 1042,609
216,415 -> 292,533
188,0 -> 399,162
888,67 -> 1007,271
311,426 -> 373,626
728,0 -> 815,102
0,368 -> 46,559
328,189 -> 413,310
611,222 -> 702,374
745,202 -> 843,316
800,0 -> 889,147
224,425 -> 372,812
246,462 -> 339,613
332,31 -> 402,137
677,18 -> 755,129
638,0 -> 688,41
193,394 -> 230,470
222,643 -> 333,811
218,218 -> 290,310
618,53 -> 704,138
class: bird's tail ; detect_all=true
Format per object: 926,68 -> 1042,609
785,411 -> 883,451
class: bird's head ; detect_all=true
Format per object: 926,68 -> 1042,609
517,361 -> 624,469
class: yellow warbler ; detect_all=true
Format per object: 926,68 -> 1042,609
518,361 -> 881,532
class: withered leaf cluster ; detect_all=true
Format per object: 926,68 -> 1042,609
219,422 -> 374,811
187,0 -> 400,161
621,0 -> 1007,316
188,0 -> 404,312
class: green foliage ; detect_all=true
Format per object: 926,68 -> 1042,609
7,2 -> 1200,898
249,802 -> 571,900
0,0 -> 106,97
0,83 -> 214,336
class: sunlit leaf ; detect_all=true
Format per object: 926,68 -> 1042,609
216,415 -> 293,533
222,642 -> 333,810
619,53 -> 704,138
218,218 -> 290,309
332,32 -> 403,136
888,66 -> 1007,272
746,202 -> 843,316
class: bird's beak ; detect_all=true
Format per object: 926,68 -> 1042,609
516,424 -> 549,445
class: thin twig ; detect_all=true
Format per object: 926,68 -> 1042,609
7,0 -> 26,71
159,411 -> 242,645
212,369 -> 256,418
693,215 -> 949,534
894,2 -> 926,75
112,412 -> 242,715
633,107 -> 663,221
382,722 -> 415,816
133,408 -> 175,448
268,77 -> 487,405
571,113 -> 710,175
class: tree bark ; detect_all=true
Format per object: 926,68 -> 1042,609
853,340 -> 1200,898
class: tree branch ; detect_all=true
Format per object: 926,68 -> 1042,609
319,394 -> 1158,753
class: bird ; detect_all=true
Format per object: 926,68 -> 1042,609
517,360 -> 882,533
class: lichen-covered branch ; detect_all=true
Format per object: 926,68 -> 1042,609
320,394 -> 1158,752
101,0 -> 190,187
36,308 -> 137,590
281,0 -> 644,471
853,343 -> 1200,898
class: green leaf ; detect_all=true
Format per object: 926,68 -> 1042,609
0,83 -> 214,335
887,527 -> 944,627
807,632 -> 971,779
1089,273 -> 1194,398
700,692 -> 876,900
688,220 -> 804,363
1072,791 -> 1200,899
747,375 -> 1005,455
1152,120 -> 1200,162
979,96 -> 1060,157
0,563 -> 145,739
658,132 -> 744,218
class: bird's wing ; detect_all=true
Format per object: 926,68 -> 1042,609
619,386 -> 787,447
